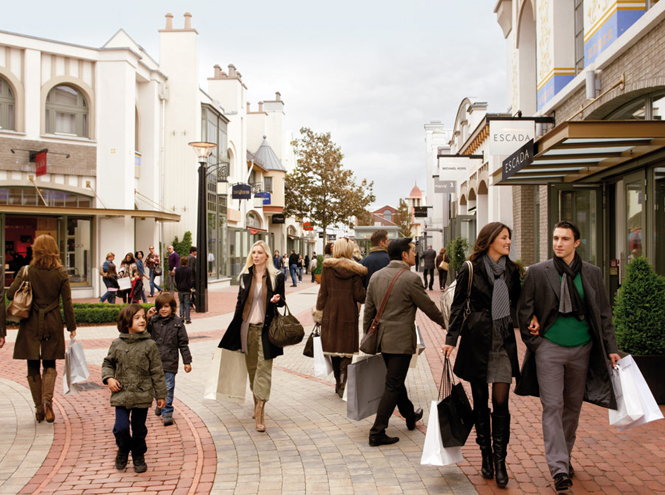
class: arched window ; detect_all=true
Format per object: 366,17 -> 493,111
604,90 -> 665,121
246,211 -> 261,228
45,85 -> 88,137
383,210 -> 392,222
0,78 -> 15,131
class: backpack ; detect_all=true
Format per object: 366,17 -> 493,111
440,260 -> 473,330
99,262 -> 108,278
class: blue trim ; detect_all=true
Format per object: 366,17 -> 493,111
585,9 -> 645,65
537,74 -> 575,110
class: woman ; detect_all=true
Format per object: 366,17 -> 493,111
312,238 -> 367,397
145,246 -> 162,297
219,240 -> 285,432
119,253 -> 138,304
99,252 -> 116,303
7,235 -> 76,423
436,248 -> 450,291
323,242 -> 334,260
297,255 -> 304,282
442,222 -> 523,489
135,251 -> 148,303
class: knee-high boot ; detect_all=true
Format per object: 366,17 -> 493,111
331,357 -> 342,395
27,375 -> 44,422
475,408 -> 493,479
492,412 -> 510,488
338,357 -> 352,398
42,368 -> 57,423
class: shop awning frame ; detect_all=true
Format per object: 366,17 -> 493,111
1,205 -> 181,222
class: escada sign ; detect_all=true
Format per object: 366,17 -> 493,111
489,120 -> 535,156
502,139 -> 534,180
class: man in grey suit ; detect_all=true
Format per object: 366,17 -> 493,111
364,237 -> 445,446
517,221 -> 620,492
421,244 -> 437,290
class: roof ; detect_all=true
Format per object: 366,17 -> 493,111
253,137 -> 287,172
408,183 -> 422,198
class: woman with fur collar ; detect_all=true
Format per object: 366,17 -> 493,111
313,238 -> 367,397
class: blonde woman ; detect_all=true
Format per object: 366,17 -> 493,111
218,240 -> 285,432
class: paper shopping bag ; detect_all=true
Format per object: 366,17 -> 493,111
346,354 -> 387,421
63,351 -> 79,395
203,348 -> 248,403
410,324 -> 426,368
421,400 -> 464,466
342,353 -> 373,402
609,362 -> 644,427
612,355 -> 664,432
437,358 -> 474,447
313,335 -> 333,378
68,340 -> 90,384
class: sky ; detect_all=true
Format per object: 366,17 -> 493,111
2,0 -> 508,209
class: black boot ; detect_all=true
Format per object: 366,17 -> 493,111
338,357 -> 351,398
331,357 -> 342,395
492,413 -> 510,488
475,408 -> 493,479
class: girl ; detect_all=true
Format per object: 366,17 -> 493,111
119,253 -> 138,303
107,264 -> 120,304
102,305 -> 167,473
129,270 -> 144,304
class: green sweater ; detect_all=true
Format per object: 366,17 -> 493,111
545,273 -> 591,347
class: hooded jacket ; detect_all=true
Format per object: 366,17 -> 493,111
147,313 -> 192,373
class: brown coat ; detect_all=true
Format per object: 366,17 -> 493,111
7,265 -> 76,360
314,258 -> 367,355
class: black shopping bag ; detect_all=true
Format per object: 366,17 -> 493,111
437,357 -> 474,447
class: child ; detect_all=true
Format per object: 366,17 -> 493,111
102,304 -> 167,473
107,264 -> 120,304
146,293 -> 192,426
129,269 -> 144,304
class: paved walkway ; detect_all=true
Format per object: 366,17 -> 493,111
1,274 -> 664,494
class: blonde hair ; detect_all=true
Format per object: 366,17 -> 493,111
31,235 -> 62,270
239,240 -> 281,287
333,238 -> 354,259
352,243 -> 361,259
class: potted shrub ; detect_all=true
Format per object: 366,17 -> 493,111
613,257 -> 665,404
445,237 -> 472,276
313,254 -> 324,284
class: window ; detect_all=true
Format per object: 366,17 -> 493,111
383,210 -> 392,222
605,91 -> 665,121
45,85 -> 88,137
0,78 -> 15,130
574,0 -> 585,74
264,176 -> 273,193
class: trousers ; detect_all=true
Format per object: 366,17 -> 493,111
369,353 -> 415,438
245,324 -> 273,402
113,407 -> 148,456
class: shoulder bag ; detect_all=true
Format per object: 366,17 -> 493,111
269,302 -> 305,347
440,260 -> 473,329
6,266 -> 33,321
359,268 -> 408,355
439,259 -> 449,271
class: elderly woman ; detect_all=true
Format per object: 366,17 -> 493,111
313,238 -> 367,397
7,235 -> 76,423
219,240 -> 285,432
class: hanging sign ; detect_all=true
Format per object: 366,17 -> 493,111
231,184 -> 252,200
328,234 -> 337,241
434,180 -> 456,194
272,213 -> 285,224
318,232 -> 324,238
255,192 -> 271,205
414,206 -> 429,218
303,222 -> 314,231
502,139 -> 534,180
489,120 -> 535,156
36,151 -> 47,177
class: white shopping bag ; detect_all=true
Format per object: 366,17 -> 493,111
611,355 -> 664,432
609,362 -> 644,427
420,400 -> 464,466
203,348 -> 248,403
313,335 -> 333,378
117,277 -> 131,291
410,325 -> 426,369
63,339 -> 90,395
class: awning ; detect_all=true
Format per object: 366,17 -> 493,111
1,205 -> 181,222
495,121 -> 665,185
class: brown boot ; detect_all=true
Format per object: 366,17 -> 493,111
255,401 -> 266,432
42,368 -> 57,423
27,375 -> 44,422
338,357 -> 352,398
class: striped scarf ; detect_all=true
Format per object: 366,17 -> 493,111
483,254 -> 513,340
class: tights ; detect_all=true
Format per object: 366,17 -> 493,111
27,359 -> 56,377
471,381 -> 511,416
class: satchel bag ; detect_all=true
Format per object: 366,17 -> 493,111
359,268 -> 408,354
439,260 -> 449,271
99,264 -> 108,277
303,323 -> 320,358
153,264 -> 163,277
437,357 -> 474,447
269,303 -> 305,347
6,266 -> 33,321
440,260 -> 473,329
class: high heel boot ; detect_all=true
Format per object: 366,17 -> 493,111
475,408 -> 493,479
42,368 -> 57,423
492,412 -> 511,488
27,375 -> 44,422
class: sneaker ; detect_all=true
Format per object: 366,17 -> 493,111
163,414 -> 174,426
133,454 -> 147,473
115,451 -> 129,470
154,406 -> 162,416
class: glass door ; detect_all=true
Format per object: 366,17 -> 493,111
655,167 -> 665,276
624,171 -> 647,270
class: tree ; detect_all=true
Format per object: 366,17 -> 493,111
355,209 -> 373,227
446,237 -> 472,274
285,128 -> 375,241
395,199 -> 415,238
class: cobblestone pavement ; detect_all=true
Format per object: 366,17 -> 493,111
1,274 -> 664,494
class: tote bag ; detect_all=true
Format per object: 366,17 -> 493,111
437,357 -> 474,447
204,348 -> 248,403
346,354 -> 387,421
609,360 -> 644,427
421,400 -> 464,466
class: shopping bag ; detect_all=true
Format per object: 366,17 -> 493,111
303,324 -> 319,358
346,354 -> 387,421
63,351 -> 79,395
611,355 -> 664,432
437,357 -> 474,447
421,400 -> 464,466
68,339 -> 90,384
117,277 -> 131,291
409,324 -> 426,369
203,348 -> 248,403
609,361 -> 645,427
342,353 -> 373,402
313,334 -> 333,378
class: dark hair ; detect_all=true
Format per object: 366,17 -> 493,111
155,293 -> 177,313
388,238 -> 413,261
469,222 -> 512,263
107,263 -> 117,276
123,252 -> 136,264
180,257 -> 189,267
554,221 -> 581,241
370,229 -> 388,247
190,246 -> 197,254
324,242 -> 334,256
117,304 -> 145,333
135,250 -> 144,260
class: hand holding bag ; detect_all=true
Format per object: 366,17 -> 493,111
63,339 -> 89,395
6,266 -> 33,321
437,357 -> 474,447
346,354 -> 388,420
269,303 -> 305,347
303,323 -> 320,358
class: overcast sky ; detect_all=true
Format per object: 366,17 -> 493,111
3,0 -> 507,209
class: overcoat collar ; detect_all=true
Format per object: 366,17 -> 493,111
543,258 -> 597,305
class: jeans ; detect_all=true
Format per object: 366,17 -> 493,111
370,353 -> 415,439
163,371 -> 176,416
178,292 -> 191,321
297,267 -> 303,282
149,268 -> 162,296
113,407 -> 148,456
100,278 -> 112,303
289,264 -> 298,286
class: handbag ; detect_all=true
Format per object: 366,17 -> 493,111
440,260 -> 473,329
6,266 -> 33,321
420,400 -> 464,466
439,260 -> 449,271
269,303 -> 305,347
153,264 -> 163,277
360,268 -> 408,354
303,323 -> 320,358
437,357 -> 474,447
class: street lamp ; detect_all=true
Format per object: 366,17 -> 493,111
189,141 -> 217,313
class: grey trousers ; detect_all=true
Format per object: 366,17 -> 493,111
535,338 -> 592,477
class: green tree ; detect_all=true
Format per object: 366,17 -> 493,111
285,128 -> 375,242
395,198 -> 415,238
445,237 -> 472,274
172,231 -> 193,260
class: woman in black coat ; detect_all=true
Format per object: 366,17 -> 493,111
442,222 -> 527,489
219,240 -> 285,432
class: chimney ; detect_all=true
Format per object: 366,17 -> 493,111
228,64 -> 237,77
165,13 -> 173,30
258,102 -> 264,112
213,64 -> 223,79
275,92 -> 281,101
184,12 -> 192,30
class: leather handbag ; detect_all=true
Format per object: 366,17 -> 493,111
359,268 -> 408,355
6,266 -> 33,321
153,264 -> 163,277
437,357 -> 474,447
439,260 -> 449,271
269,303 -> 305,347
303,323 -> 320,358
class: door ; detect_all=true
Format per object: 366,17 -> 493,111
624,170 -> 647,275
655,167 -> 665,276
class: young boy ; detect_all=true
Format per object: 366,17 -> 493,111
146,293 -> 193,426
102,304 -> 167,473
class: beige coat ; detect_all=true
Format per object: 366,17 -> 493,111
363,260 -> 444,354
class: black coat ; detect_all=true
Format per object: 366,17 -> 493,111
359,249 -> 390,289
219,268 -> 286,360
147,314 -> 192,374
445,259 -> 522,383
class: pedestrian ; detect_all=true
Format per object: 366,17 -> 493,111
304,254 -> 310,274
435,247 -> 450,290
288,249 -> 299,287
106,264 -> 120,303
146,294 -> 193,426
167,245 -> 180,295
119,253 -> 138,304
187,246 -> 197,289
145,245 -> 162,297
365,237 -> 443,446
102,304 -> 167,473
134,251 -> 148,303
6,234 -> 77,424
310,252 -> 317,282
313,238 -> 368,397
352,243 -> 362,262
219,240 -> 285,432
281,254 -> 288,277
273,250 -> 280,270
129,269 -> 144,304
100,252 -> 116,303
323,242 -> 333,260
442,222 -> 523,488
297,254 -> 304,282
360,229 -> 390,288
421,244 -> 437,290
0,285 -> 5,350
516,221 -> 620,492
415,251 -> 420,272
174,257 -> 194,324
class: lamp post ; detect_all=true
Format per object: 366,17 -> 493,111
188,141 -> 217,313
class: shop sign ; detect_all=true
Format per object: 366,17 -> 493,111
272,214 -> 285,224
253,196 -> 264,208
437,156 -> 480,184
303,222 -> 313,231
328,234 -> 337,241
318,232 -> 324,238
434,180 -> 456,193
255,192 -> 271,205
502,139 -> 534,180
414,206 -> 429,218
231,184 -> 252,200
489,120 -> 535,156
36,151 -> 47,177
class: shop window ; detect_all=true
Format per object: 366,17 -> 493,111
65,217 -> 92,285
0,77 -> 15,130
264,176 -> 273,193
246,211 -> 261,228
655,167 -> 665,276
45,85 -> 88,137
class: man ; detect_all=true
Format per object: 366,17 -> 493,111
167,245 -> 180,296
288,249 -> 299,287
360,229 -> 390,288
273,250 -> 280,270
421,244 -> 437,290
364,238 -> 445,446
145,246 -> 162,297
517,221 -> 620,492
310,252 -> 317,282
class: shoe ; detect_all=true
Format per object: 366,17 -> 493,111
115,450 -> 129,470
475,408 -> 494,480
290,284 -> 297,287
369,434 -> 400,447
155,406 -> 162,416
569,463 -> 574,478
406,408 -> 423,430
553,473 -> 572,491
163,415 -> 174,426
186,320 -> 192,324
42,368 -> 57,423
337,384 -> 345,398
133,454 -> 148,473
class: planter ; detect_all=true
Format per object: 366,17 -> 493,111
314,274 -> 322,284
632,354 -> 665,405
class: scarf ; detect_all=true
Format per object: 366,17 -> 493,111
482,254 -> 513,340
369,246 -> 388,253
553,252 -> 586,321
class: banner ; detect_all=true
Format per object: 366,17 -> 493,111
489,120 -> 535,156
36,151 -> 47,177
255,192 -> 271,205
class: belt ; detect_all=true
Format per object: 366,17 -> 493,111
33,300 -> 61,341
